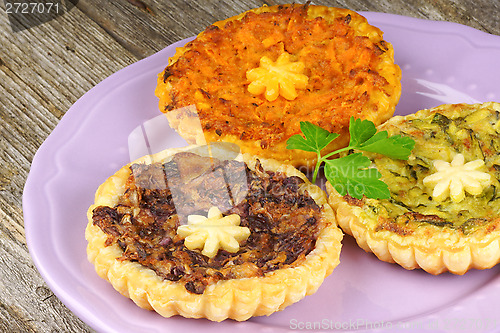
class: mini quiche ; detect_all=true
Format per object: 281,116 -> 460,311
86,144 -> 343,321
155,3 -> 401,168
326,102 -> 500,275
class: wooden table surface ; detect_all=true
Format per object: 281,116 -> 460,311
2,0 -> 499,331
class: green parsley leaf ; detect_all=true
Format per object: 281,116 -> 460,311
348,117 -> 415,160
348,117 -> 378,147
324,154 -> 391,199
286,116 -> 415,199
359,134 -> 415,160
286,121 -> 339,153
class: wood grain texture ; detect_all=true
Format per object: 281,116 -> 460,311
75,0 -> 500,61
1,0 -> 499,331
1,2 -> 137,332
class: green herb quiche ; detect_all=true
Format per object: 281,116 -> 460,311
326,102 -> 500,275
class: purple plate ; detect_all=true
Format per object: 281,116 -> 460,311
24,12 -> 500,333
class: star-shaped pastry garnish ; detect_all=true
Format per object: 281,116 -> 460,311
246,52 -> 308,102
423,153 -> 491,203
177,207 -> 250,258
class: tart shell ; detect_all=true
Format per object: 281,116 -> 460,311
155,4 -> 401,169
86,145 -> 343,321
327,184 -> 500,275
326,102 -> 500,275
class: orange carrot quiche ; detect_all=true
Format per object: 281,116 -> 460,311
327,102 -> 500,275
86,144 -> 343,321
155,3 -> 401,168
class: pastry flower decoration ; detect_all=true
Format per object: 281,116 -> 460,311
246,52 -> 308,102
423,153 -> 491,203
177,207 -> 250,258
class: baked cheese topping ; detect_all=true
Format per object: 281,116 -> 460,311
177,207 -> 250,258
343,103 -> 500,235
246,52 -> 308,101
423,154 -> 491,203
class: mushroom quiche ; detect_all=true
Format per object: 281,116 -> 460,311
327,102 -> 500,275
155,3 -> 401,168
86,144 -> 343,321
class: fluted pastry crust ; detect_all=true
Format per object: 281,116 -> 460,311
86,145 -> 343,321
327,102 -> 500,275
155,4 -> 401,168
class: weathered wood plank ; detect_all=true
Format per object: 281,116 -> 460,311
75,0 -> 269,58
0,211 -> 93,333
0,2 -> 141,332
75,0 -> 499,62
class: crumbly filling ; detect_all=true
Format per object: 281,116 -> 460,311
158,4 -> 395,149
348,105 -> 500,235
92,152 -> 321,294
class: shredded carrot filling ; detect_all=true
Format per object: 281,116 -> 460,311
158,5 -> 394,148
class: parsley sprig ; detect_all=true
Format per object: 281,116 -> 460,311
286,117 -> 415,199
